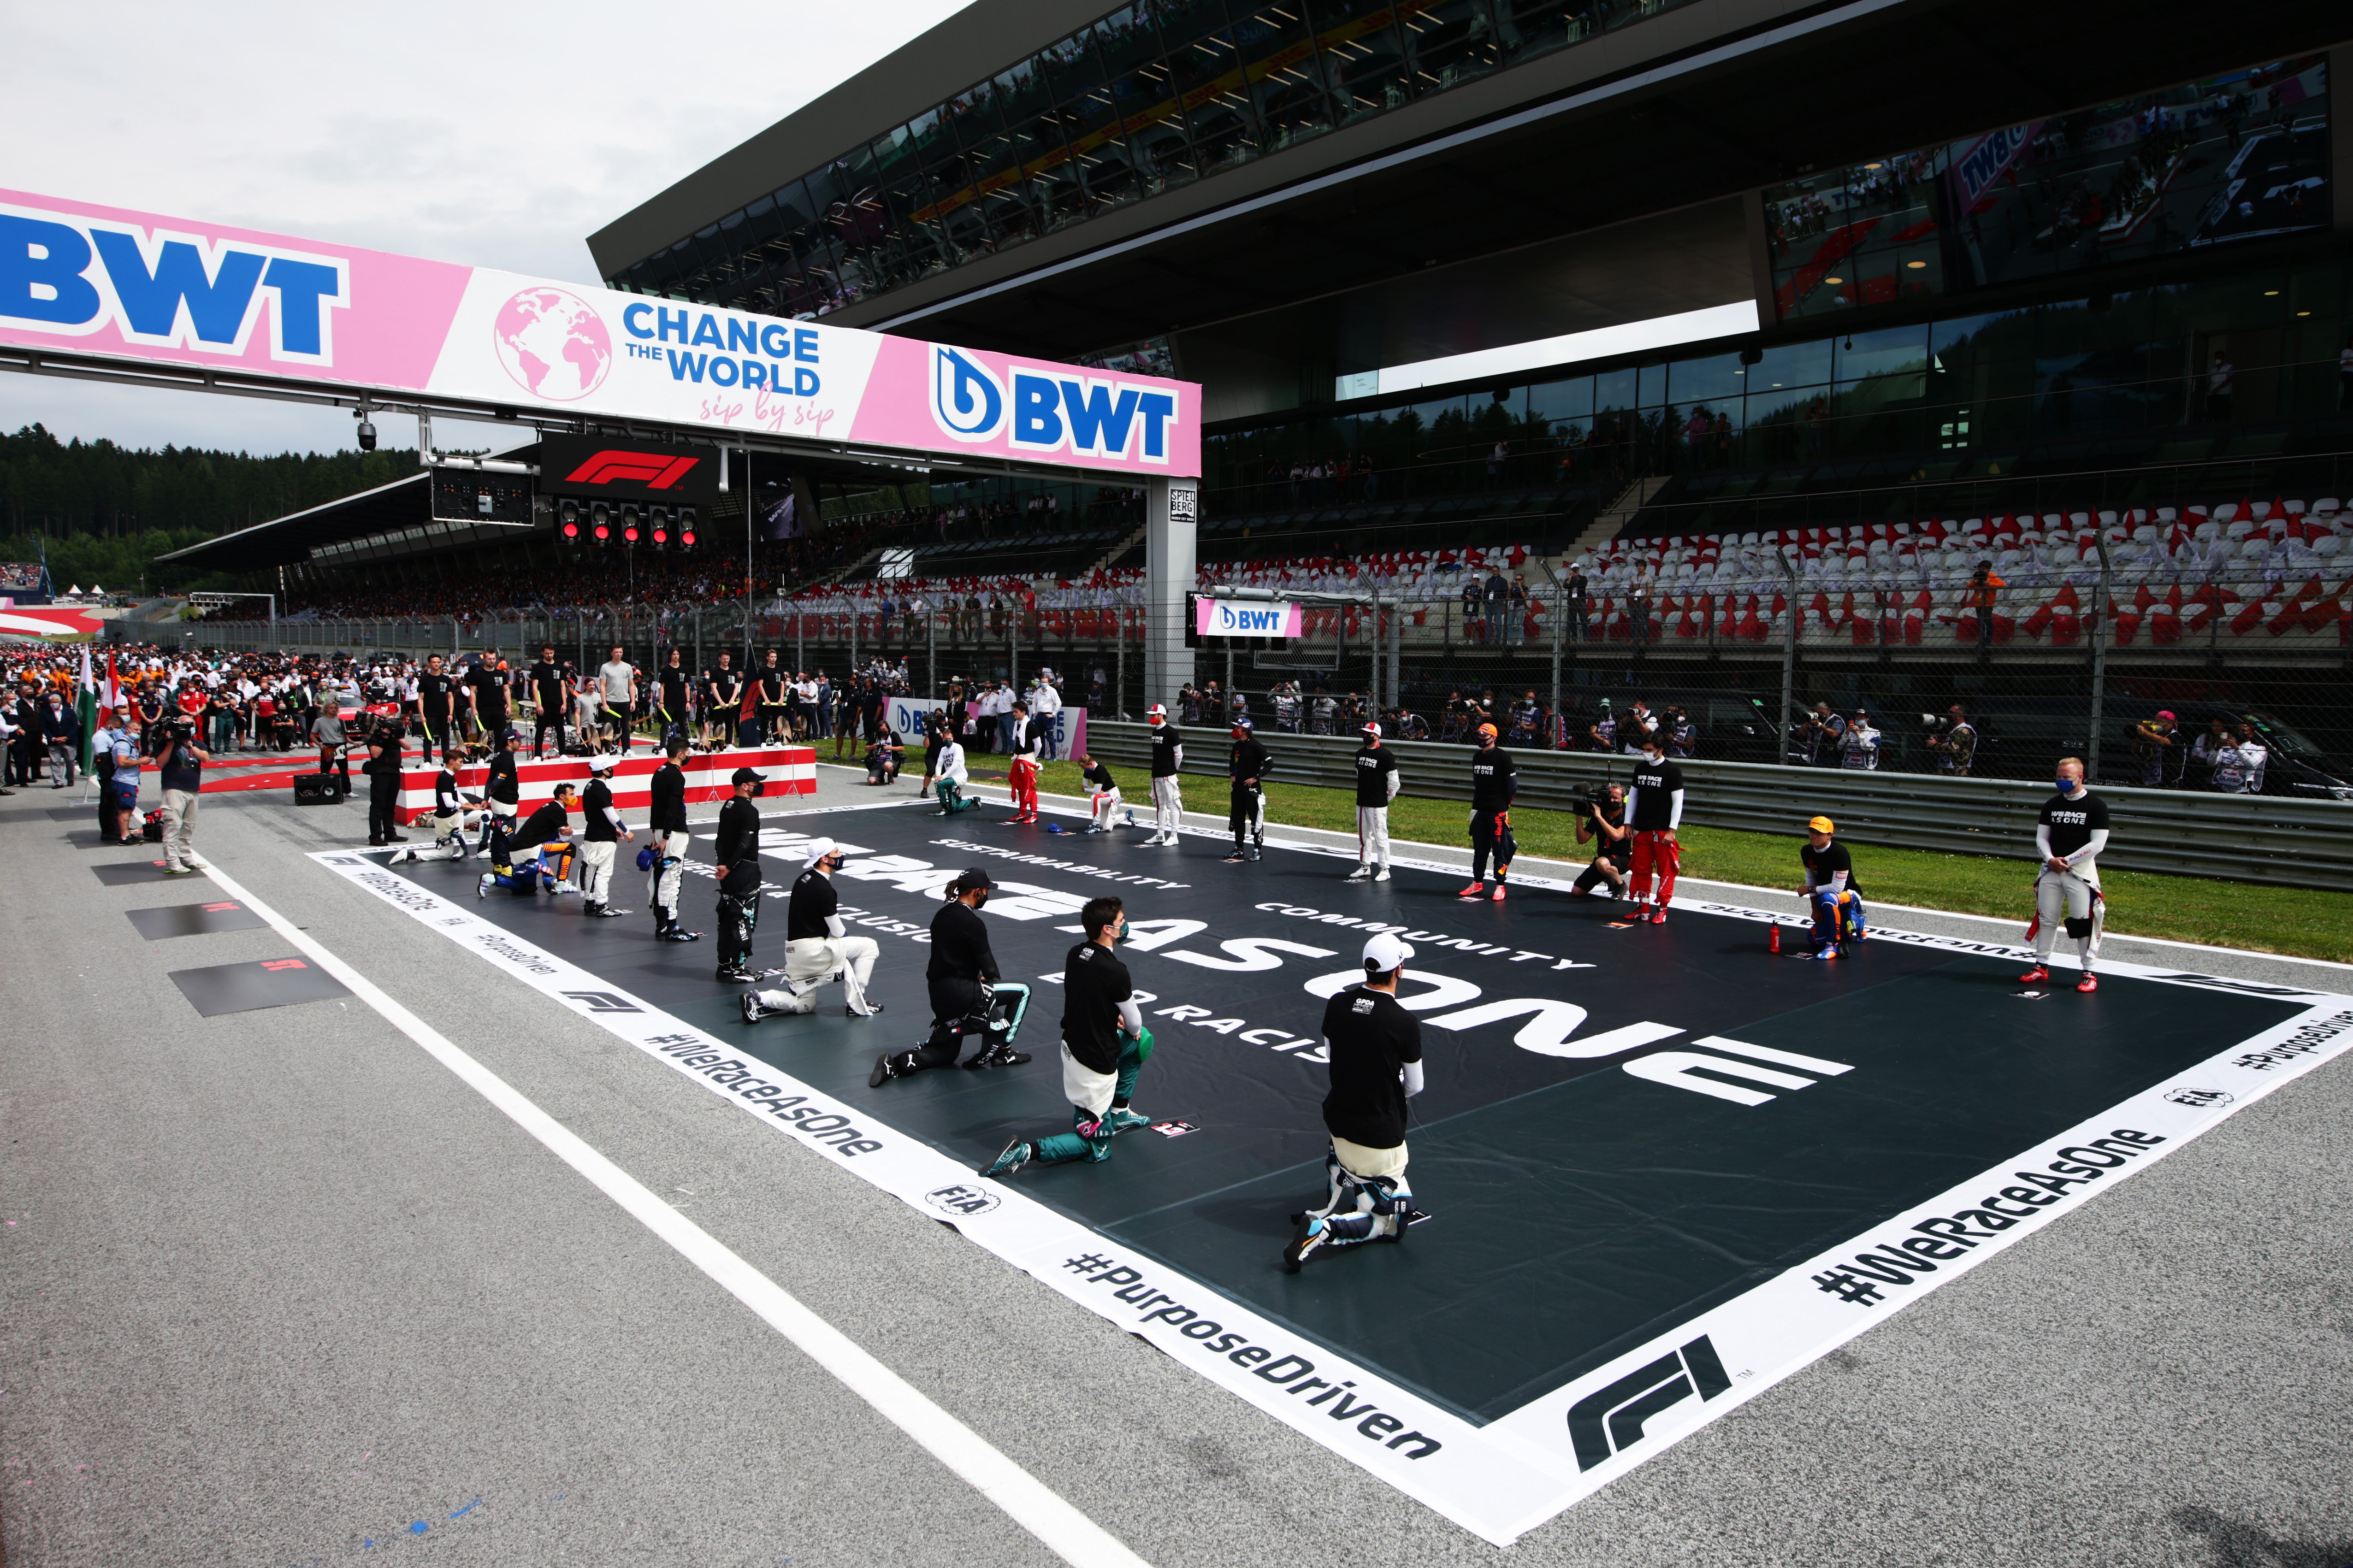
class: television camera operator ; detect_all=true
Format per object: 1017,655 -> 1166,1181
1922,704 -> 1977,776
1569,779 -> 1630,898
152,712 -> 209,874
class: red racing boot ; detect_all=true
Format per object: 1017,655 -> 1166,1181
2018,965 -> 2051,984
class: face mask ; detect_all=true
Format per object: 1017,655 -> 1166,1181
2055,778 -> 2076,793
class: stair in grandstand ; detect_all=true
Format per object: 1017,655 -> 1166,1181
1564,475 -> 1672,561
1090,519 -> 1150,574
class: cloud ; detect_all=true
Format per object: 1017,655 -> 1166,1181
0,0 -> 973,453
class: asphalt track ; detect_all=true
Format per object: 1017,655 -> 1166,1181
6,764 -> 2352,1567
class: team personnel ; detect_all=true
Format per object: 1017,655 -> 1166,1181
481,731 -> 521,853
1143,703 -> 1184,845
1459,723 -> 1516,901
1225,716 -> 1269,863
1005,701 -> 1042,823
869,868 -> 1033,1085
645,736 -> 700,942
1283,932 -> 1425,1271
704,655 -> 743,749
1078,752 -> 1124,833
1570,781 -> 1630,897
576,755 -> 633,918
418,653 -> 456,765
713,766 -> 768,984
2022,757 -> 2109,993
1624,730 -> 1687,924
489,782 -> 578,895
362,721 -> 405,847
1348,721 -> 1400,881
1796,815 -> 1867,958
979,896 -> 1155,1177
653,649 -> 692,745
394,750 -> 484,863
741,837 -> 882,1020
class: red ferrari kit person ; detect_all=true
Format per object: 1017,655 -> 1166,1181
1624,731 -> 1685,924
1005,700 -> 1042,823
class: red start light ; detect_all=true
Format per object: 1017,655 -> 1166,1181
623,526 -> 639,543
681,530 -> 696,546
652,528 -> 668,545
562,521 -> 580,540
592,523 -> 609,541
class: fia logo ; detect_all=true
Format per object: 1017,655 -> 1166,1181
2164,1086 -> 2234,1108
930,346 -> 1005,443
562,990 -> 643,1014
1567,1335 -> 1732,1470
923,1184 -> 1001,1217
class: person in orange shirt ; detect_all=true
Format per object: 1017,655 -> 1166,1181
1964,560 -> 2005,648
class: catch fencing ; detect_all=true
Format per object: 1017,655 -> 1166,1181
1083,721 -> 2353,893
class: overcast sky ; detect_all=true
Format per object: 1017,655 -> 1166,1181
0,0 -> 971,457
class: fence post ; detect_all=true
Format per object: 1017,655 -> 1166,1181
1775,548 -> 1798,766
2089,533 -> 2113,783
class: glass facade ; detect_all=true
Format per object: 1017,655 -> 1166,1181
1767,54 -> 2330,323
1200,255 -> 2353,525
609,0 -> 1702,319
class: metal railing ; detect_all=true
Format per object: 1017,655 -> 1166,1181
1082,721 -> 2353,892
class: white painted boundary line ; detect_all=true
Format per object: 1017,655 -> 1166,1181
193,857 -> 1156,1568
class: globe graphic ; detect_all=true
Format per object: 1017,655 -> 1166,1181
492,287 -> 612,401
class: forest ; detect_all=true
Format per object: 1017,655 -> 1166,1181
0,424 -> 415,595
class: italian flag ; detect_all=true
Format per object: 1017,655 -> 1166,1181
77,646 -> 99,776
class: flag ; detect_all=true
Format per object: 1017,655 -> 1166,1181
77,644 -> 97,775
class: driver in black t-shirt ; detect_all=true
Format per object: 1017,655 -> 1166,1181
1797,814 -> 1867,958
740,837 -> 881,1020
1284,932 -> 1424,1272
2022,757 -> 2110,993
980,896 -> 1154,1178
528,646 -> 569,757
1624,732 -> 1686,925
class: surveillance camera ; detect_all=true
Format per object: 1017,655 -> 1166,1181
356,419 -> 377,452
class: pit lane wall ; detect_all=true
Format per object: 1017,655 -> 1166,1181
395,746 -> 813,819
1084,722 -> 2353,892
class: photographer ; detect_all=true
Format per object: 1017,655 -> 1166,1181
1838,709 -> 1883,771
1569,780 -> 1630,898
863,725 -> 906,786
153,716 -> 209,874
1924,704 -> 1976,776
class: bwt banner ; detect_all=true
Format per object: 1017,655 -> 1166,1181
1196,598 -> 1306,638
0,189 -> 1200,479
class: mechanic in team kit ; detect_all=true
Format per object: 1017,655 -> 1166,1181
2022,757 -> 2110,994
645,736 -> 700,943
1569,780 -> 1630,898
417,653 -> 456,766
1459,723 -> 1516,902
1348,720 -> 1400,882
1797,815 -> 1867,958
741,837 -> 883,1021
869,867 -> 1032,1085
980,895 -> 1156,1178
713,766 -> 768,985
1284,931 -> 1425,1272
1624,730 -> 1687,925
529,646 -> 569,758
1143,702 -> 1184,846
576,755 -> 633,919
1225,715 -> 1269,863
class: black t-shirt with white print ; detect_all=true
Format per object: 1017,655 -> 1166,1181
2038,790 -> 2110,860
1320,984 -> 1423,1149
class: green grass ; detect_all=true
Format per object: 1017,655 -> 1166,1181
1017,760 -> 2353,965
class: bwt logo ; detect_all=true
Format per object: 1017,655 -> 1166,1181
1,208 -> 349,365
565,451 -> 702,489
1212,603 -> 1290,635
1567,1335 -> 1732,1471
930,345 -> 1176,463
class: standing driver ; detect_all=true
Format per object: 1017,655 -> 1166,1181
2022,757 -> 2109,993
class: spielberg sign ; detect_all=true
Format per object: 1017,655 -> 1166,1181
0,189 -> 1199,479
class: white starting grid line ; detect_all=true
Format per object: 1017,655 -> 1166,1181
191,855 -> 1154,1568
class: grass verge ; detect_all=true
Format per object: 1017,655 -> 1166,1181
1004,760 -> 2353,965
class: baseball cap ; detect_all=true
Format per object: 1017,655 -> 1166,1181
1361,721 -> 1382,737
2156,709 -> 2176,721
959,866 -> 996,890
730,766 -> 765,790
1147,702 -> 1167,718
586,755 -> 623,776
802,836 -> 845,866
1808,815 -> 1835,834
1476,722 -> 1498,740
1363,931 -> 1416,973
1232,715 -> 1253,731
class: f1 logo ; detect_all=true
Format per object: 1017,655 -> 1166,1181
1567,1335 -> 1732,1470
561,990 -> 643,1014
564,451 -> 701,490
